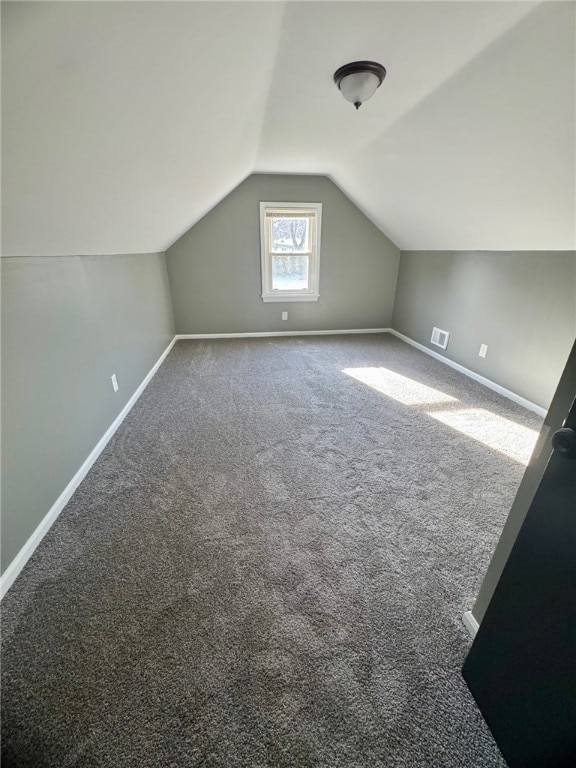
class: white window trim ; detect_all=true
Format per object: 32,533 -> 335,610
260,201 -> 322,303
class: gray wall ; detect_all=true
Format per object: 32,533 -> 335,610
471,339 -> 576,625
166,174 -> 400,334
392,251 -> 576,409
1,252 -> 175,573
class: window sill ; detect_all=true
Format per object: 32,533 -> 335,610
261,294 -> 319,303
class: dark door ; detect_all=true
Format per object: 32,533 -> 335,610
462,390 -> 576,767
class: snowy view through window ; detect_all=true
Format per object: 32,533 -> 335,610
271,217 -> 310,291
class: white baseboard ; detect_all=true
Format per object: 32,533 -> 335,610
0,335 -> 178,599
176,329 -> 546,417
176,328 -> 391,339
388,330 -> 547,418
462,610 -> 480,639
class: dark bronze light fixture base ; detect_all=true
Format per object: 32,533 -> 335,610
333,60 -> 387,89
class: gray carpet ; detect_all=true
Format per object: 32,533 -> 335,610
1,335 -> 542,767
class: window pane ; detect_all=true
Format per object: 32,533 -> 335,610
272,254 -> 309,291
271,217 -> 309,253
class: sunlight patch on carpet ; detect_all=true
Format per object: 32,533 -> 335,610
342,367 -> 458,406
427,408 -> 539,465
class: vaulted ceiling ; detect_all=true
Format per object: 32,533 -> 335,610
2,1 -> 574,257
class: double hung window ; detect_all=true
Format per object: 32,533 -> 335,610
260,202 -> 322,302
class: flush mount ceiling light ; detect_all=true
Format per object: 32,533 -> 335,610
333,61 -> 387,110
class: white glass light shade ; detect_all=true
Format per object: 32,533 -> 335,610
339,71 -> 380,106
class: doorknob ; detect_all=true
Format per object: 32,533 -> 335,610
551,427 -> 576,459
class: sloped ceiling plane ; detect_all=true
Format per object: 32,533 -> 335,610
2,1 -> 575,257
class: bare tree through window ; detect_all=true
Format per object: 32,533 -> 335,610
271,217 -> 308,252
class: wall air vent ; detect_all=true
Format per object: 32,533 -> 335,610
431,327 -> 450,350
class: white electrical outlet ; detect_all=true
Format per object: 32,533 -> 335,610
479,344 -> 488,358
111,374 -> 119,392
281,311 -> 288,321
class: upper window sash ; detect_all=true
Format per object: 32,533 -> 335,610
266,214 -> 314,256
